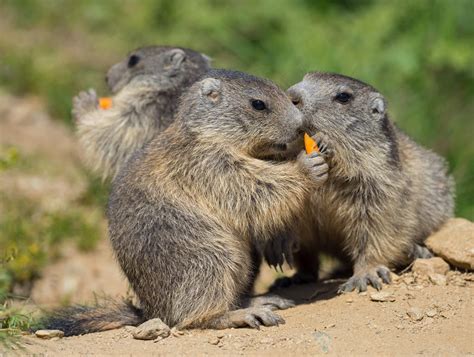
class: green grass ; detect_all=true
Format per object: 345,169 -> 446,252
0,195 -> 103,286
0,144 -> 104,291
0,256 -> 33,350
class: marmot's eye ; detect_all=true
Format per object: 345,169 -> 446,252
251,99 -> 267,111
128,55 -> 140,68
334,92 -> 352,104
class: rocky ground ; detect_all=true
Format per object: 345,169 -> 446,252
23,214 -> 474,357
23,264 -> 474,356
2,94 -> 473,356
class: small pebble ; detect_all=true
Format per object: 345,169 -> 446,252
35,330 -> 64,339
440,311 -> 449,318
370,291 -> 396,302
132,318 -> 170,340
425,309 -> 438,318
407,307 -> 424,321
208,337 -> 220,345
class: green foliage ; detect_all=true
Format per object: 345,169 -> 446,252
78,175 -> 110,208
0,147 -> 20,171
0,195 -> 102,285
0,255 -> 32,350
0,144 -> 103,298
0,0 -> 471,218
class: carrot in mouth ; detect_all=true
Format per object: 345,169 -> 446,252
304,133 -> 319,154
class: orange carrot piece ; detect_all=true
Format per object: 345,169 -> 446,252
99,97 -> 113,110
304,133 -> 319,154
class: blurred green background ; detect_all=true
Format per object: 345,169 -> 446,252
0,0 -> 473,339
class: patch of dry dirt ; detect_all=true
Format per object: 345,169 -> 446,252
24,236 -> 474,356
30,239 -> 129,306
24,266 -> 473,356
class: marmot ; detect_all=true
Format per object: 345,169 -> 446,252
73,46 -> 211,179
42,69 -> 328,335
282,72 -> 454,292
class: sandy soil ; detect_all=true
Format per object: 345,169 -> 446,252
24,264 -> 473,356
24,239 -> 474,356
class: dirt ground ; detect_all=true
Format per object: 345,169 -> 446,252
21,241 -> 474,356
2,95 -> 473,356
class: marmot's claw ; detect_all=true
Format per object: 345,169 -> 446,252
263,232 -> 295,269
376,266 -> 392,284
338,265 -> 392,293
313,133 -> 333,159
234,307 -> 285,328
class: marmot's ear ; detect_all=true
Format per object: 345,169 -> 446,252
168,49 -> 186,69
200,78 -> 221,103
370,94 -> 386,120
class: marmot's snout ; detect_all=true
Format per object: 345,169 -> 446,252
287,88 -> 303,107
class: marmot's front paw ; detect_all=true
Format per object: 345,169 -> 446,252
227,307 -> 285,329
261,231 -> 297,270
338,265 -> 392,293
72,89 -> 98,121
312,133 -> 334,159
297,150 -> 329,185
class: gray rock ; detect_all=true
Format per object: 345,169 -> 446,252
370,291 -> 396,302
407,307 -> 424,321
425,218 -> 474,270
132,318 -> 170,340
412,257 -> 450,276
35,329 -> 64,339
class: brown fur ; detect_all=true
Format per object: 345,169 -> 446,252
284,72 -> 455,292
41,69 -> 328,335
73,46 -> 211,179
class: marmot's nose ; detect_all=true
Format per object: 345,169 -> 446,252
287,88 -> 303,107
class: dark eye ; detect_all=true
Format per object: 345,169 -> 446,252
251,99 -> 267,111
127,55 -> 140,68
334,92 -> 352,103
